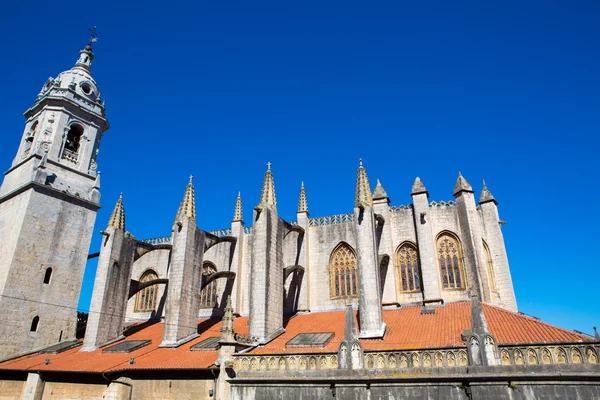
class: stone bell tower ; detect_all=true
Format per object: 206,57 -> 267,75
0,35 -> 109,358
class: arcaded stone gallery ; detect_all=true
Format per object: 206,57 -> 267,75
0,40 -> 599,400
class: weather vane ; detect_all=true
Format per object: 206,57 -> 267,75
88,26 -> 99,45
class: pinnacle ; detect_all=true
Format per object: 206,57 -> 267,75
175,176 -> 196,223
256,162 -> 277,210
107,193 -> 125,231
298,181 -> 308,213
479,177 -> 497,204
220,295 -> 235,342
233,192 -> 243,222
372,178 -> 389,200
453,172 -> 473,196
411,177 -> 428,196
355,159 -> 372,208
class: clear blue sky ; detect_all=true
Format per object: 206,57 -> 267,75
1,1 -> 598,334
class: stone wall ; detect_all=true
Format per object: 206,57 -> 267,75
0,379 -> 24,400
0,187 -> 97,357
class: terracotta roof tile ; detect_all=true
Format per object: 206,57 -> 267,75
0,301 -> 592,372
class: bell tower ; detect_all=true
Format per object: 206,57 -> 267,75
0,33 -> 109,358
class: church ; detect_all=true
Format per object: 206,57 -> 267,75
0,38 -> 598,400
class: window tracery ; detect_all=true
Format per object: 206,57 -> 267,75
483,240 -> 497,292
135,270 -> 159,312
330,243 -> 358,299
395,242 -> 421,292
200,263 -> 218,308
436,233 -> 466,290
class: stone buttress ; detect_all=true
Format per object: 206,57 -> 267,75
249,164 -> 285,343
353,160 -> 385,338
82,194 -> 136,350
479,181 -> 517,311
161,177 -> 206,346
410,177 -> 441,301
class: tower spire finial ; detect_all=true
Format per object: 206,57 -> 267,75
175,176 -> 196,223
107,193 -> 125,231
453,172 -> 473,196
74,28 -> 97,71
256,163 -> 277,210
298,181 -> 308,213
355,159 -> 372,208
233,192 -> 243,222
372,178 -> 389,201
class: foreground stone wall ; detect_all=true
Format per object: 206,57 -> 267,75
0,379 -> 24,400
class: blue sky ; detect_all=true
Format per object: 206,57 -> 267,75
1,1 -> 598,334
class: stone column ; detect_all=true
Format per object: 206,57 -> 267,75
295,210 -> 310,312
410,178 -> 441,300
161,218 -> 204,346
82,227 -> 136,351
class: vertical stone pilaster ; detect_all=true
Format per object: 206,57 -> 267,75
20,373 -> 44,400
249,207 -> 284,343
480,196 -> 517,311
82,228 -> 136,351
161,218 -> 205,346
355,205 -> 386,338
410,178 -> 441,301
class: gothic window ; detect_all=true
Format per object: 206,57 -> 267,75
22,120 -> 38,157
395,242 -> 421,292
43,267 -> 52,284
329,243 -> 358,299
30,316 -> 39,332
62,124 -> 83,163
483,240 -> 497,292
436,232 -> 466,290
200,263 -> 218,308
135,270 -> 159,312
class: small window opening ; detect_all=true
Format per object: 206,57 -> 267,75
43,267 -> 52,284
26,121 -> 39,142
30,316 -> 40,332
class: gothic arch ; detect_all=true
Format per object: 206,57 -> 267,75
394,241 -> 421,293
482,240 -> 497,292
135,269 -> 159,312
200,262 -> 218,308
329,242 -> 358,299
436,231 -> 466,290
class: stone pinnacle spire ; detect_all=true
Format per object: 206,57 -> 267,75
372,178 -> 389,200
479,177 -> 497,204
233,192 -> 243,222
298,182 -> 308,213
256,162 -> 277,210
411,177 -> 428,195
107,193 -> 125,231
354,159 -> 373,208
220,296 -> 236,343
175,175 -> 196,223
453,172 -> 473,196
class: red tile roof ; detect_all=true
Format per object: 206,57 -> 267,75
0,301 -> 592,373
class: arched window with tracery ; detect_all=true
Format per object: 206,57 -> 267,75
395,242 -> 421,292
482,240 -> 497,292
437,232 -> 466,290
330,243 -> 358,299
135,270 -> 159,312
200,263 -> 218,308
